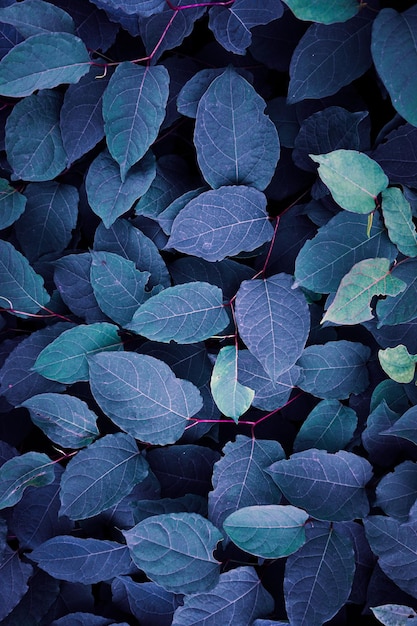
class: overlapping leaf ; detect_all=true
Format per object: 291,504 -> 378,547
0,452 -> 55,510
210,346 -> 254,421
376,461 -> 417,522
112,577 -> 179,626
0,547 -> 32,621
376,259 -> 417,327
293,399 -> 358,453
0,178 -> 26,230
378,345 -> 417,384
0,0 -> 75,38
381,187 -> 417,257
282,0 -> 359,24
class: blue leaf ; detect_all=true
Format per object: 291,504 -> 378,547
86,149 -> 156,228
30,536 -> 132,584
126,282 -> 229,343
52,0 -> 119,51
376,461 -> 417,522
294,399 -> 358,453
372,124 -> 417,188
208,0 -> 283,55
195,67 -> 279,190
177,68 -> 225,118
0,239 -> 50,317
235,274 -> 310,381
297,340 -> 371,399
171,566 -> 274,625
89,351 -> 202,445
131,494 -> 207,524
123,512 -> 222,593
5,90 -> 66,182
0,547 -> 33,621
382,405 -> 417,447
139,340 -> 212,387
288,9 -> 373,103
112,577 -> 179,626
50,614 -> 114,626
1,567 -> 59,626
167,186 -> 273,261
60,65 -> 110,167
94,0 -> 165,17
284,524 -> 355,625
361,400 -> 404,468
0,23 -> 23,60
0,451 -> 55,510
103,63 -> 169,180
0,32 -> 90,97
20,392 -> 99,450
60,432 -> 149,520
94,218 -> 170,289
0,0 -> 75,38
15,182 -> 78,262
376,259 -> 417,327
0,178 -> 26,230
157,187 -> 206,235
268,449 -> 372,521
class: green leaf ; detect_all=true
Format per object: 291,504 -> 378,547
378,345 -> 417,384
0,452 -> 55,510
103,62 -> 169,181
88,352 -> 202,445
126,282 -> 230,343
210,346 -> 254,422
20,393 -> 99,450
5,90 -> 66,182
33,322 -> 122,384
282,0 -> 359,24
268,449 -> 373,521
310,150 -> 388,214
381,187 -> 417,257
322,258 -> 406,325
224,505 -> 308,558
123,513 -> 222,593
371,604 -> 417,626
293,399 -> 358,453
0,32 -> 90,97
0,239 -> 49,317
59,433 -> 149,520
0,179 -> 26,230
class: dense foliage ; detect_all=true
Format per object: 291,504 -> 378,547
1,0 -> 417,624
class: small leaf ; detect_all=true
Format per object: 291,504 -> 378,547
381,187 -> 417,257
194,67 -> 279,190
322,258 -> 406,325
0,178 -> 26,230
282,0 -> 359,24
371,604 -> 417,626
33,322 -> 122,384
103,62 -> 169,180
293,399 -> 358,453
167,186 -> 273,261
0,239 -> 49,317
123,513 -> 222,593
20,393 -> 99,450
310,150 -> 388,214
268,449 -> 373,521
210,346 -> 254,421
30,536 -> 132,584
235,274 -> 310,381
0,452 -> 55,510
0,32 -> 90,97
89,351 -> 202,445
60,433 -> 148,520
376,461 -> 417,523
297,340 -> 370,399
224,505 -> 308,558
378,345 -> 417,384
126,282 -> 229,343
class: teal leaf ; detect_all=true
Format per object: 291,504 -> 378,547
296,340 -> 371,399
208,435 -> 284,531
20,393 -> 99,450
224,505 -> 309,559
378,345 -> 417,384
210,346 -> 254,422
235,274 -> 310,381
322,258 -> 406,325
33,322 -> 122,384
294,211 -> 397,293
59,433 -> 148,520
0,452 -> 55,510
0,178 -> 26,230
282,0 -> 359,24
310,150 -> 388,214
30,536 -> 132,584
5,90 -> 66,182
88,352 -> 202,445
268,449 -> 372,521
382,406 -> 417,447
371,604 -> 417,626
123,513 -> 222,593
0,239 -> 50,317
0,0 -> 75,38
194,67 -> 279,190
126,282 -> 229,343
0,32 -> 90,97
372,8 -> 417,127
103,62 -> 169,181
376,259 -> 417,327
90,250 -> 151,326
15,182 -> 78,262
157,187 -> 206,235
171,566 -> 274,625
375,461 -> 417,522
364,516 -> 417,599
381,187 -> 417,257
293,399 -> 358,453
167,186 -> 273,261
85,149 -> 156,228
284,524 -> 355,626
